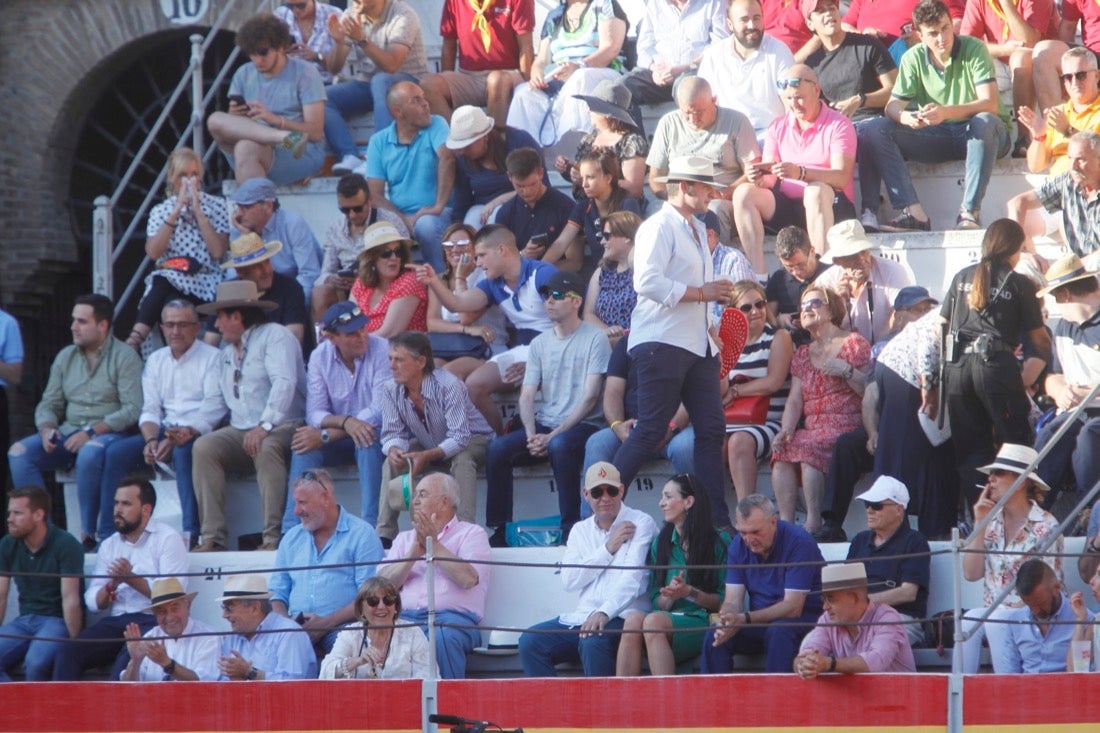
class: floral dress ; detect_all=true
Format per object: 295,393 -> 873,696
593,266 -> 635,330
772,332 -> 870,472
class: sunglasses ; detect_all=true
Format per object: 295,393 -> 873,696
1062,71 -> 1094,83
988,468 -> 1016,478
233,367 -> 242,400
364,595 -> 398,608
800,297 -> 826,311
776,77 -> 810,90
863,500 -> 893,511
542,290 -> 578,302
442,239 -> 472,248
339,204 -> 366,215
326,307 -> 363,329
598,230 -> 613,241
738,299 -> 767,314
588,485 -> 621,500
376,247 -> 403,259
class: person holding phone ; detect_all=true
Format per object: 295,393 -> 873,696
274,0 -> 342,84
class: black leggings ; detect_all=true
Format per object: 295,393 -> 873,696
136,276 -> 205,327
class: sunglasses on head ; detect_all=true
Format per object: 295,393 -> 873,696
800,297 -> 825,311
776,77 -> 809,90
738,299 -> 767,314
377,247 -> 403,259
542,290 -> 577,302
588,485 -> 621,500
326,307 -> 363,329
442,238 -> 472,248
863,500 -> 892,511
339,204 -> 366,215
1062,70 -> 1093,83
364,595 -> 397,608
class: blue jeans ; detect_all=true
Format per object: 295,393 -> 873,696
401,608 -> 482,679
485,421 -> 598,535
9,431 -> 144,539
856,116 -> 921,212
52,612 -> 156,681
324,72 -> 419,158
412,208 -> 450,272
613,343 -> 729,525
1036,412 -> 1100,497
0,614 -> 70,681
580,426 -> 695,519
105,431 -> 200,537
871,113 -> 1010,213
700,617 -> 813,674
518,616 -> 626,677
283,437 -> 384,533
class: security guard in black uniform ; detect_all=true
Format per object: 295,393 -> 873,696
940,219 -> 1052,506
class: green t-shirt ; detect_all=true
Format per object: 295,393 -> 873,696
0,526 -> 85,618
892,34 -> 1010,129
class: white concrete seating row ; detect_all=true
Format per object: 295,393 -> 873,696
7,537 -> 1088,676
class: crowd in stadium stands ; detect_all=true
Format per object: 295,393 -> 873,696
5,0 -> 1100,681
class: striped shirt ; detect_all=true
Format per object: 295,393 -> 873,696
726,324 -> 789,423
380,369 -> 495,459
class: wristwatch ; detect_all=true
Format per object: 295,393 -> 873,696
162,659 -> 177,676
320,428 -> 331,444
84,426 -> 96,438
246,666 -> 260,680
259,421 -> 274,433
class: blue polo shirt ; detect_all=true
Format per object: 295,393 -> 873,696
495,187 -> 575,248
268,506 -> 383,617
847,523 -> 930,618
477,257 -> 558,332
366,115 -> 450,214
0,308 -> 23,389
726,520 -> 824,620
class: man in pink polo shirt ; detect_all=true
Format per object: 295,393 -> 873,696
732,63 -> 857,269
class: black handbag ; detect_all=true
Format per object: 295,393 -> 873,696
428,332 -> 491,361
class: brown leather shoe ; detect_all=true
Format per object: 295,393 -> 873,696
192,540 -> 227,553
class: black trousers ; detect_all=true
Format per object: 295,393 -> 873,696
822,426 -> 873,524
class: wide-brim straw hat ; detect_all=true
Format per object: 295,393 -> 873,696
821,562 -> 868,592
361,221 -> 415,253
217,573 -> 273,602
822,219 -> 874,263
220,232 -> 283,269
144,577 -> 198,612
573,79 -> 637,128
195,279 -> 278,315
977,443 -> 1051,493
1036,253 -> 1097,297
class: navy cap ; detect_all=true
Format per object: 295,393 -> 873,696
695,210 -> 720,233
893,285 -> 938,311
538,271 -> 585,298
231,177 -> 277,205
322,301 -> 368,333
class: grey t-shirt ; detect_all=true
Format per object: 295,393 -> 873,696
525,321 -> 610,428
646,106 -> 758,176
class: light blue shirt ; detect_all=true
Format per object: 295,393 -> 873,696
269,506 -> 383,618
231,208 -> 322,297
0,308 -> 23,390
365,115 -> 450,214
219,611 -> 317,680
1000,592 -> 1088,673
305,335 -> 391,429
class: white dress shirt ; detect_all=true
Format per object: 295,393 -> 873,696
698,33 -> 795,135
124,617 -> 221,681
635,0 -> 729,69
85,521 -> 190,614
558,503 -> 658,625
630,202 -> 717,356
138,340 -> 226,434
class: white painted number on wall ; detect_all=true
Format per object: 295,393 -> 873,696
160,0 -> 209,24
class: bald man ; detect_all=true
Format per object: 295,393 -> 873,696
647,76 -> 758,246
731,64 -> 857,274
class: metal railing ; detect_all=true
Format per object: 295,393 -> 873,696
92,0 -> 272,314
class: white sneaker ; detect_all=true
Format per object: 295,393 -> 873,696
332,154 -> 361,175
860,208 -> 881,232
352,160 -> 368,177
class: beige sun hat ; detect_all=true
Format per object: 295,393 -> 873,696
822,219 -> 874,263
445,106 -> 495,149
1036,253 -> 1097,298
216,573 -> 273,602
221,232 -> 283,269
361,221 -> 415,253
821,562 -> 868,592
653,156 -> 732,187
194,280 -> 278,315
143,577 -> 198,612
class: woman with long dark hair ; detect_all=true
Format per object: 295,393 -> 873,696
939,218 -> 1052,505
616,474 -> 729,676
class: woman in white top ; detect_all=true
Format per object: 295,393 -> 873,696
319,577 -> 430,679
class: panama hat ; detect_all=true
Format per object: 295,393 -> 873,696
217,574 -> 273,602
653,156 -> 732,187
445,106 -> 496,149
978,443 -> 1051,493
821,562 -> 868,592
361,221 -> 415,253
144,577 -> 198,612
221,232 -> 283,269
1036,253 -> 1097,297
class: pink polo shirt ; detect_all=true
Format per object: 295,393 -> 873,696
763,103 -> 857,203
386,516 -> 492,619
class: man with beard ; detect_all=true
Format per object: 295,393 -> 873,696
0,488 -> 83,681
698,0 -> 794,142
998,559 -> 1082,673
53,478 -> 189,681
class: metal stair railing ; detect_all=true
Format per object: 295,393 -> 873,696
92,0 -> 273,314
